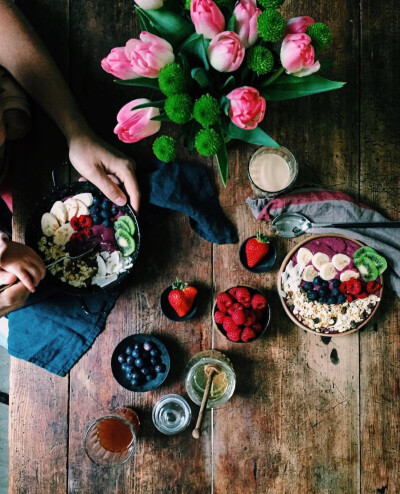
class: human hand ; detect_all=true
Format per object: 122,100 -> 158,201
0,240 -> 46,293
68,132 -> 140,213
0,269 -> 29,317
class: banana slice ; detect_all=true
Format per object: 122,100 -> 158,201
50,200 -> 67,225
53,223 -> 74,245
332,253 -> 351,271
64,198 -> 79,221
312,252 -> 330,270
340,269 -> 360,282
76,199 -> 89,217
41,212 -> 60,237
302,265 -> 318,282
320,262 -> 336,280
297,247 -> 313,265
73,193 -> 93,207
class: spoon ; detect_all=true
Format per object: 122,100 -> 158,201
192,364 -> 220,439
271,212 -> 400,239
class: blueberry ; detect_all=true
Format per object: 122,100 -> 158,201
92,215 -> 102,225
130,378 -> 140,387
111,206 -> 119,216
141,367 -> 150,375
146,374 -> 154,382
307,290 -> 318,301
337,294 -> 346,304
134,343 -> 141,350
318,286 -> 328,296
143,341 -> 153,352
155,363 -> 166,374
126,355 -> 134,364
313,276 -> 322,286
135,358 -> 144,368
101,209 -> 109,219
125,365 -> 133,373
121,363 -> 128,371
150,357 -> 160,365
318,296 -> 327,304
150,348 -> 159,357
331,288 -> 340,297
92,196 -> 100,205
89,205 -> 100,215
102,200 -> 112,210
321,281 -> 329,288
126,372 -> 133,380
331,279 -> 341,289
303,282 -> 314,292
131,371 -> 140,380
102,219 -> 112,228
132,350 -> 141,359
117,354 -> 125,364
125,346 -> 132,355
327,296 -> 337,305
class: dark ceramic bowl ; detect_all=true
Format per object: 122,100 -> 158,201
239,237 -> 277,274
111,334 -> 170,392
160,285 -> 197,322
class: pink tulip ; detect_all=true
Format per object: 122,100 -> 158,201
125,32 -> 174,78
227,86 -> 266,130
285,16 -> 314,35
134,0 -> 163,9
114,99 -> 161,143
101,47 -> 139,80
233,0 -> 261,48
280,33 -> 320,77
207,31 -> 245,72
190,0 -> 225,40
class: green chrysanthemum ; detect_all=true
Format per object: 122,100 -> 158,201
193,95 -> 220,128
153,136 -> 177,163
247,46 -> 275,75
184,0 -> 191,10
158,63 -> 187,96
194,129 -> 222,157
164,93 -> 193,124
257,9 -> 285,42
257,0 -> 285,9
306,23 -> 332,50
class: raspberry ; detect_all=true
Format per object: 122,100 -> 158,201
70,216 -> 80,231
226,328 -> 242,342
243,310 -> 256,326
228,302 -> 243,315
347,278 -> 362,295
217,292 -> 233,309
346,294 -> 354,303
218,302 -> 228,313
366,281 -> 382,294
222,316 -> 238,332
78,215 -> 93,228
81,227 -> 92,238
235,287 -> 251,304
241,327 -> 256,342
339,281 -> 348,294
214,311 -> 226,325
251,293 -> 267,309
228,287 -> 238,300
356,292 -> 368,299
252,322 -> 262,334
232,308 -> 245,325
254,309 -> 264,321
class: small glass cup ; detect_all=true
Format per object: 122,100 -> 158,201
248,146 -> 298,198
184,350 -> 236,409
152,394 -> 192,435
84,407 -> 140,466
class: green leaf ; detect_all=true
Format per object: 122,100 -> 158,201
114,77 -> 160,90
151,113 -> 172,122
191,67 -> 210,88
220,75 -> 235,92
136,7 -> 193,46
219,95 -> 230,116
215,122 -> 229,187
226,122 -> 280,147
180,33 -> 209,70
132,99 -> 166,110
260,74 -> 346,101
135,6 -> 159,35
177,52 -> 190,75
227,14 -> 236,32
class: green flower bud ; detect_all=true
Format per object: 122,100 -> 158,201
247,46 -> 275,75
193,94 -> 220,128
306,23 -> 332,50
194,129 -> 222,157
158,63 -> 187,96
164,93 -> 193,124
257,9 -> 285,42
153,136 -> 177,163
258,0 -> 285,9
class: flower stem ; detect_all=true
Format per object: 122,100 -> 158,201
262,66 -> 285,87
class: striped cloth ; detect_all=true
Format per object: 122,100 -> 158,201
247,187 -> 400,295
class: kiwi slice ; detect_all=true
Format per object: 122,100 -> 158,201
114,215 -> 136,236
353,246 -> 375,263
364,252 -> 387,276
355,256 -> 379,282
115,228 -> 136,256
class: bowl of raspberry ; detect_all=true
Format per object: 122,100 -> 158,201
213,286 -> 270,343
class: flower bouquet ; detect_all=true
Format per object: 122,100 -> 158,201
102,0 -> 345,185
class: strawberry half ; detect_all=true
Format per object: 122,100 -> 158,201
245,231 -> 270,268
167,279 -> 198,317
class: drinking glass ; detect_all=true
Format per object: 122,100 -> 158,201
152,394 -> 192,435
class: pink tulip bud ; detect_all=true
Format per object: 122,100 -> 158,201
101,47 -> 139,80
190,0 -> 225,39
114,99 -> 161,143
285,16 -> 314,35
233,0 -> 261,48
207,31 -> 245,72
227,86 -> 266,130
280,33 -> 320,77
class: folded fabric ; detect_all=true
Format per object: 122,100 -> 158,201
247,187 -> 400,295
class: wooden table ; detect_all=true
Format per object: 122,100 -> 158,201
9,1 -> 400,492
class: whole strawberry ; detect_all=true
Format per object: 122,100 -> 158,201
168,278 -> 197,317
245,231 -> 270,268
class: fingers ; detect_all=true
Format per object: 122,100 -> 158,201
0,281 -> 29,316
0,269 -> 17,285
115,163 -> 140,213
24,263 -> 44,287
14,267 -> 35,293
86,164 -> 127,206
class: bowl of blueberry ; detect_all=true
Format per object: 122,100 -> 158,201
111,334 -> 170,392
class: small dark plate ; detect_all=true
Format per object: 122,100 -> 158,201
239,237 -> 277,274
111,334 -> 170,392
160,285 -> 197,322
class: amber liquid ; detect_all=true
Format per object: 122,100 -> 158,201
97,418 -> 133,452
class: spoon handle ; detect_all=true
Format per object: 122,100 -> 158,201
312,221 -> 400,229
192,368 -> 217,439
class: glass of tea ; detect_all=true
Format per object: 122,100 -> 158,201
84,407 -> 140,466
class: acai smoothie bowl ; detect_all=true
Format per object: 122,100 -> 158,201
25,182 -> 140,295
277,234 -> 385,335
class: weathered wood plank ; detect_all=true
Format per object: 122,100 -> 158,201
212,0 -> 361,492
359,1 -> 400,492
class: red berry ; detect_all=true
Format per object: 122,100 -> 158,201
241,328 -> 256,342
347,278 -> 362,295
339,281 -> 348,294
232,308 -> 245,325
366,281 -> 382,294
252,322 -> 262,334
346,294 -> 354,303
70,232 -> 84,243
243,301 -> 252,308
214,311 -> 226,325
235,287 -> 251,304
70,216 -> 80,231
78,215 -> 93,228
243,311 -> 256,326
356,292 -> 368,299
217,292 -> 233,309
226,328 -> 242,342
218,302 -> 228,314
222,316 -> 238,332
251,293 -> 267,310
168,279 -> 198,317
245,231 -> 270,268
81,227 -> 92,238
228,288 -> 238,300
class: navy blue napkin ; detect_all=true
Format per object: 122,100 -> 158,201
6,160 -> 237,376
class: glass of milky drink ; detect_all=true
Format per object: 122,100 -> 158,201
248,146 -> 298,197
